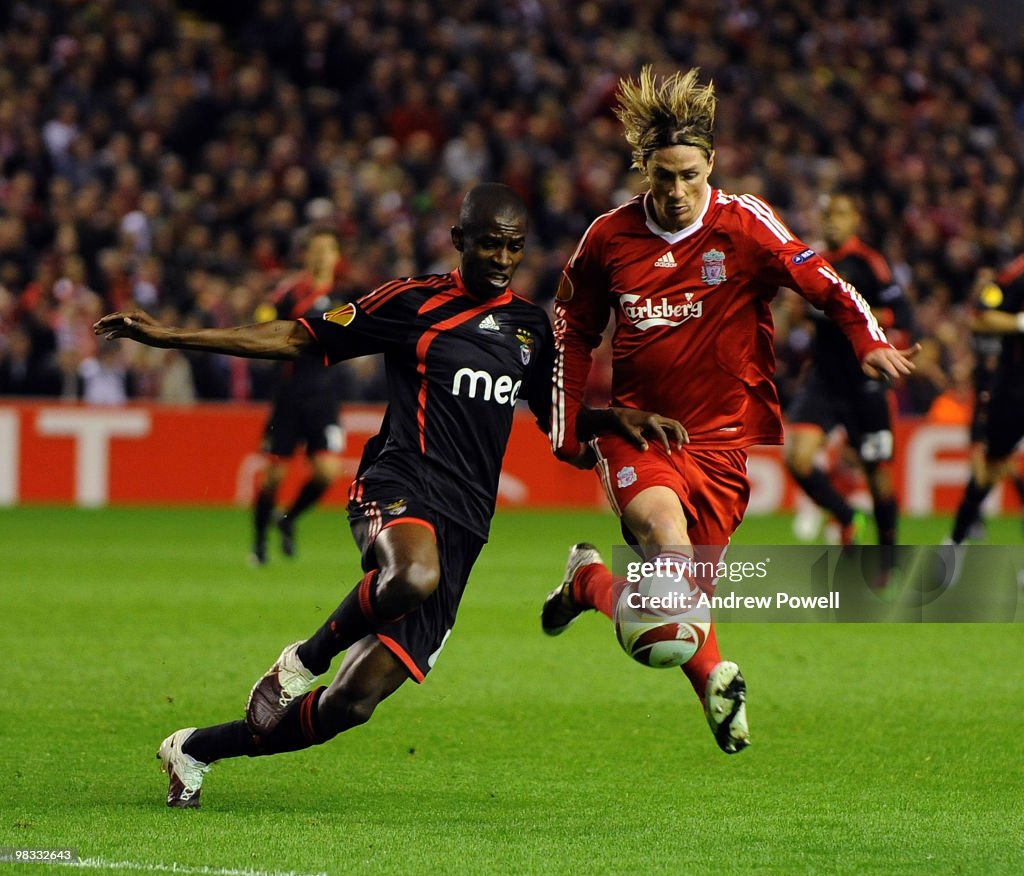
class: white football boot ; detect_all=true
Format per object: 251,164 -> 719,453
157,728 -> 210,808
541,543 -> 603,635
705,661 -> 750,754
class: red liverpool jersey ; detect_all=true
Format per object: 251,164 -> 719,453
550,188 -> 890,458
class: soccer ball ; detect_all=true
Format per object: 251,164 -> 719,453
613,576 -> 710,668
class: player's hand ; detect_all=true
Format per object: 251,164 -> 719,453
565,445 -> 598,470
862,344 -> 920,383
93,310 -> 161,341
607,406 -> 688,454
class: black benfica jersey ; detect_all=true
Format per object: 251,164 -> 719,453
810,236 -> 911,389
301,270 -> 554,539
978,254 -> 1024,399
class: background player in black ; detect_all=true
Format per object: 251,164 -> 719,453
250,229 -> 347,566
784,193 -> 913,572
949,257 -> 1024,545
955,279 -> 1024,540
94,184 -> 676,808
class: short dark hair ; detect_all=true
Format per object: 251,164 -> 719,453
458,183 -> 528,232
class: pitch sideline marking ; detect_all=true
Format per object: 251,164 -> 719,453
62,858 -> 328,876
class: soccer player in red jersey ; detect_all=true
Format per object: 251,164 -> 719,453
542,68 -> 917,754
97,184 -> 656,808
785,193 -> 913,577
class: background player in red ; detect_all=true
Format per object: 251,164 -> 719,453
542,67 -> 918,754
95,184 -> 668,808
784,192 -> 913,579
250,228 -> 347,566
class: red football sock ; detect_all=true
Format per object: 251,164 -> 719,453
681,620 -> 721,703
572,562 -> 621,619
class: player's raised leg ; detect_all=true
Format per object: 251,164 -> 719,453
542,486 -> 692,633
247,520 -> 440,734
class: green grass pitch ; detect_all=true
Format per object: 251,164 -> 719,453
2,506 -> 1023,875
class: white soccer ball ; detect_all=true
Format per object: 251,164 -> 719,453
613,574 -> 711,668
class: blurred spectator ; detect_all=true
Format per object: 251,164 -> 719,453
78,341 -> 134,404
0,324 -> 60,395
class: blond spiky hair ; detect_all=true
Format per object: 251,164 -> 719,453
615,66 -> 716,172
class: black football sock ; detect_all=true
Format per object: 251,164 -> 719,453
254,487 -> 276,543
183,720 -> 259,763
792,468 -> 855,525
951,477 -> 991,544
874,497 -> 898,570
296,571 -> 403,674
284,479 -> 329,521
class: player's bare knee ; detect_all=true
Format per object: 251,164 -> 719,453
630,517 -> 658,545
380,559 -> 440,607
632,512 -> 687,549
312,458 -> 342,484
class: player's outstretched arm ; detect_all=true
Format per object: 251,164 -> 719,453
970,309 -> 1024,335
861,344 -> 920,382
93,310 -> 315,360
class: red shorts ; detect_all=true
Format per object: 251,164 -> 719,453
590,435 -> 751,546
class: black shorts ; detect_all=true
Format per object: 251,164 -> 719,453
787,374 -> 895,462
348,486 -> 485,683
263,393 -> 343,459
983,389 -> 1024,460
969,390 -> 991,444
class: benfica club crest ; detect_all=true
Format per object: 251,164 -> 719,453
516,328 -> 534,364
382,498 -> 408,516
700,249 -> 727,285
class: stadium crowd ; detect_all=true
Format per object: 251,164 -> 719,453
1,0 -> 1022,420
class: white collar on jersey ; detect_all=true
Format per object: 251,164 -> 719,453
643,184 -> 713,243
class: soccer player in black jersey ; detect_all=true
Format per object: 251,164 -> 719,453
948,257 -> 1024,546
250,229 -> 347,566
955,310 -> 1024,541
784,193 -> 913,575
95,184 -> 675,808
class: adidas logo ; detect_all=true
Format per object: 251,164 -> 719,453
478,314 -> 501,332
654,251 -> 677,268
